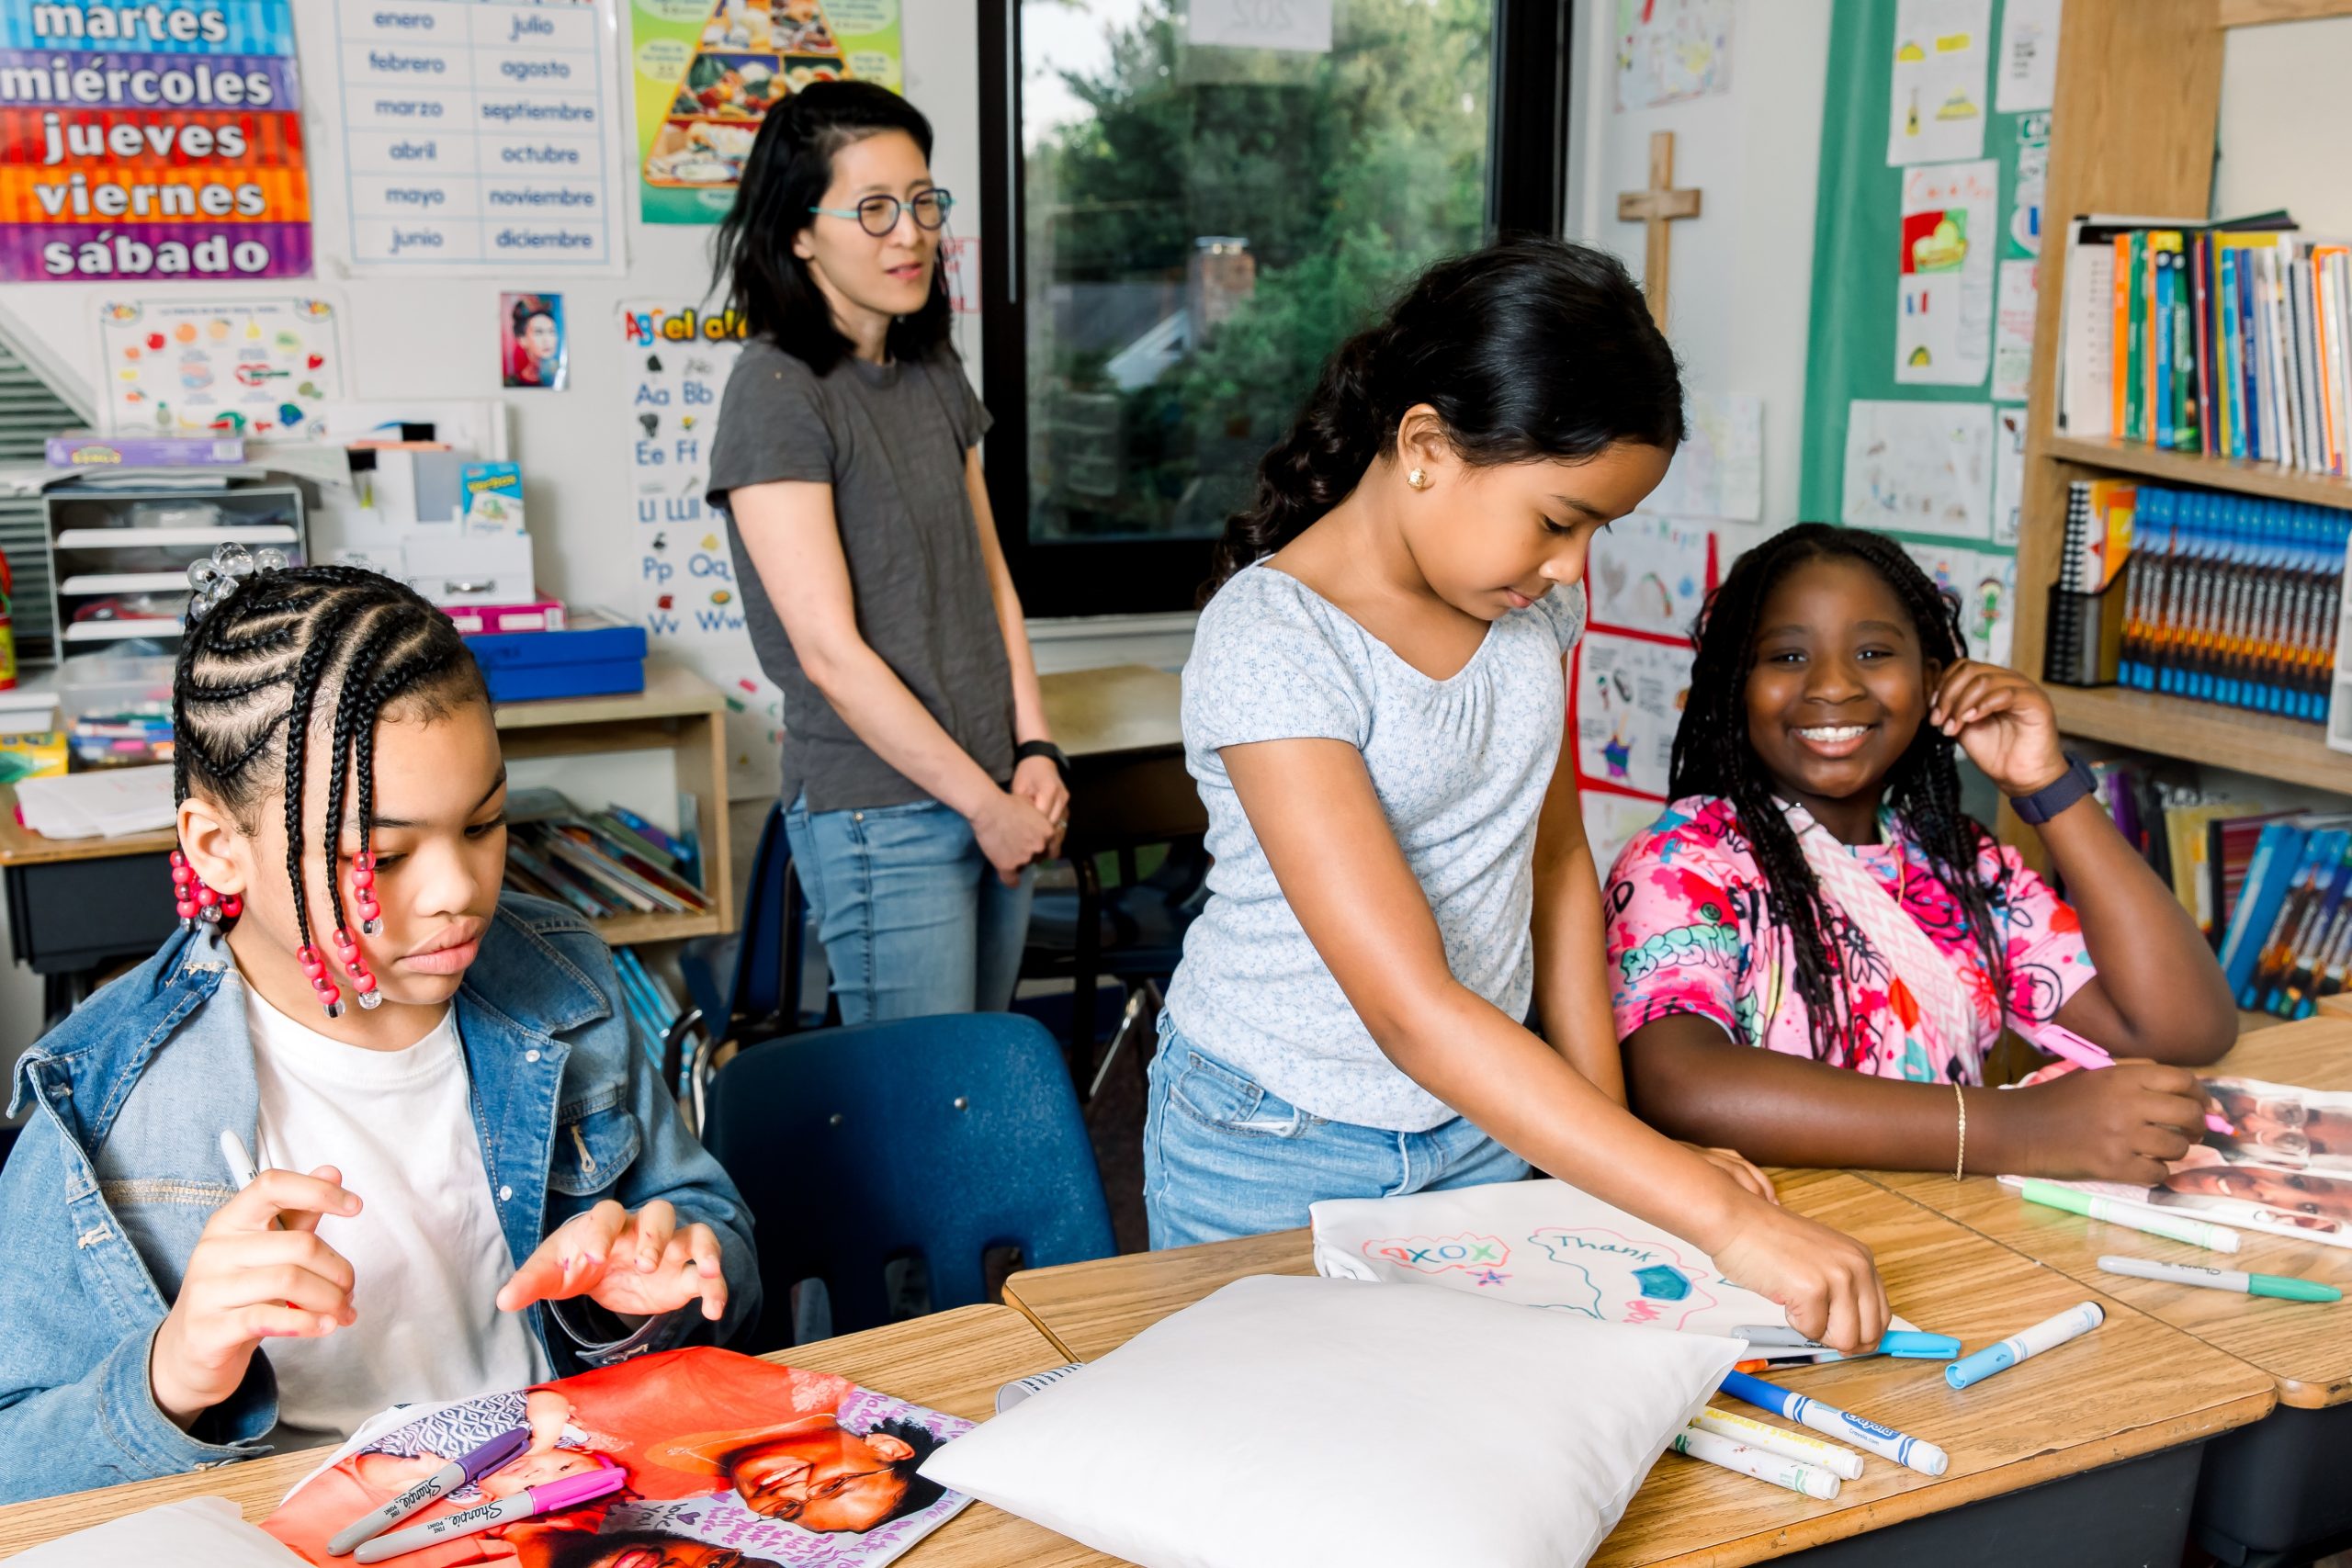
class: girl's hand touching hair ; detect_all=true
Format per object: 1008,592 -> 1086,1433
1928,660 -> 2070,799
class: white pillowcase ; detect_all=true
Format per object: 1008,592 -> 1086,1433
14,1497 -> 308,1567
922,1274 -> 1743,1568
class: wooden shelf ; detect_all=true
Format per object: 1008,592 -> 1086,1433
2048,684 -> 2352,792
584,907 -> 724,946
2219,0 -> 2352,28
2042,436 -> 2352,511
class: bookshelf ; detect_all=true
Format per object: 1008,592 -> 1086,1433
2012,0 -> 2352,813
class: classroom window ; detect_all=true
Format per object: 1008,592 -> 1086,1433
979,0 -> 1569,618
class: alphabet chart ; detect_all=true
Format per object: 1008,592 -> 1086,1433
618,299 -> 783,798
332,0 -> 626,273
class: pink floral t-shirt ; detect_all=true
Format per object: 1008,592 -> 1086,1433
1604,795 -> 2097,1085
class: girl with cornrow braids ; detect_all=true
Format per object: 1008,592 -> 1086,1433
0,563 -> 757,1504
1608,524 -> 2236,1181
1152,238 -> 1891,1354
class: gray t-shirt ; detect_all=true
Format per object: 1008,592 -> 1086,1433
707,341 -> 1014,813
1164,563 -> 1588,1131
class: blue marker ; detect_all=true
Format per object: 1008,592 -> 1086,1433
1945,1302 -> 2104,1391
1733,1325 -> 1962,1360
1720,1369 -> 1950,1476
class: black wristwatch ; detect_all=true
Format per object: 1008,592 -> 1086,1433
2007,752 -> 2098,826
1015,739 -> 1070,787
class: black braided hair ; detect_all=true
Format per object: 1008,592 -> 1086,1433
1204,237 -> 1685,598
1668,524 -> 2013,1067
173,565 -> 486,952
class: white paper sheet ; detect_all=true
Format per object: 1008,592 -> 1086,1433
1649,391 -> 1763,522
1575,631 -> 1691,799
1994,0 -> 2064,114
1897,160 -> 1999,387
1991,404 -> 2028,547
1887,0 -> 1991,165
1903,540 -> 2016,667
1993,258 -> 2040,401
1842,399 -> 1994,539
1613,0 -> 1734,111
1588,514 -> 1714,639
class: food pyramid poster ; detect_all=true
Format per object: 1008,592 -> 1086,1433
631,0 -> 905,225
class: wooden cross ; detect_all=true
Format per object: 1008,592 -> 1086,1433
1615,130 -> 1702,330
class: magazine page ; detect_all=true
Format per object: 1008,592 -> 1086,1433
2003,1074 -> 2352,1248
264,1348 -> 974,1568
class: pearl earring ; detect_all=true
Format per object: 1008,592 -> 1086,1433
1407,468 -> 1430,491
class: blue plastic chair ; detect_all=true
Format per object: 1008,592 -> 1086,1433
677,802 -> 816,1053
699,1011 -> 1117,1349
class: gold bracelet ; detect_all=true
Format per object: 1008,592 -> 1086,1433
1952,1081 -> 1968,1181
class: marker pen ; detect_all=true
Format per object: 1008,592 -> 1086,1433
2029,1025 -> 2237,1136
328,1427 -> 529,1556
1944,1302 -> 2104,1391
2097,1254 -> 2342,1303
1733,1325 -> 1961,1360
354,1466 -> 625,1563
1719,1369 -> 1949,1476
2016,1180 -> 2242,1253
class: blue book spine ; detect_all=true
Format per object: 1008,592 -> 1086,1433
2237,251 -> 2264,461
2156,253 -> 2177,451
2222,824 -> 2312,999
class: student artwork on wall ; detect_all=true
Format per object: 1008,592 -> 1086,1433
1903,539 -> 2015,667
1991,403 -> 2027,546
502,292 -> 569,389
330,0 -> 628,276
1,0 -> 312,282
1896,159 -> 1997,387
263,1348 -> 975,1566
630,0 -> 904,225
1574,630 -> 1692,806
1885,0 -> 1989,166
1645,391 -> 1762,524
620,299 -> 786,798
1841,399 -> 1993,539
1993,0 -> 2063,115
96,297 -> 344,436
1612,0 -> 1733,112
1588,515 -> 1715,641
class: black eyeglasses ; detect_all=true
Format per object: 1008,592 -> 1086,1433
808,189 -> 955,237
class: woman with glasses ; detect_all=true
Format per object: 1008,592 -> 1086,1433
707,82 -> 1068,1022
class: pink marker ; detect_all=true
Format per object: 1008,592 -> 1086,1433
352,1465 -> 623,1563
2031,1023 -> 2237,1137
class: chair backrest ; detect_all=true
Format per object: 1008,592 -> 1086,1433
700,1011 -> 1117,1347
729,801 -> 803,1026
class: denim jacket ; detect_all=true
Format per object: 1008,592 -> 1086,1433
0,895 -> 760,1503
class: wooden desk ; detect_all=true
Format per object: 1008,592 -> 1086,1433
0,661 -> 735,1004
1006,1169 -> 2273,1568
1869,1018 -> 2352,1559
0,1305 -> 1100,1566
1038,665 -> 1181,761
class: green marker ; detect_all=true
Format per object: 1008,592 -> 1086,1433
2098,1254 -> 2342,1303
2018,1179 -> 2242,1252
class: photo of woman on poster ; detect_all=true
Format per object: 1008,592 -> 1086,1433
503,293 -> 568,389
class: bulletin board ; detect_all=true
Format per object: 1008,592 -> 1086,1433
1796,0 -> 2062,672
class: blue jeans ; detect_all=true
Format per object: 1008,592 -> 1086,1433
1143,1015 -> 1529,1249
784,794 -> 1036,1024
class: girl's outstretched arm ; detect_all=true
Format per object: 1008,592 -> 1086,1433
1221,735 -> 1887,1350
1928,660 -> 2237,1063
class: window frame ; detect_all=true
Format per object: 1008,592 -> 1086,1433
976,0 -> 1573,620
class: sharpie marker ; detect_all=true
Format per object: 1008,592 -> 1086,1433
2030,1024 -> 2237,1137
2098,1254 -> 2343,1303
327,1427 -> 529,1556
2017,1180 -> 2242,1254
354,1466 -> 624,1563
1945,1302 -> 2104,1391
1734,1325 -> 1961,1360
1668,1424 -> 1840,1500
1720,1369 -> 1950,1476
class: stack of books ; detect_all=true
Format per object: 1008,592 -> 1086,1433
2058,210 -> 2352,471
2218,815 -> 2352,1017
502,787 -> 709,922
2084,758 -> 2290,943
2044,478 -> 2350,724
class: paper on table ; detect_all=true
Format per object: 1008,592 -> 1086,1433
14,764 -> 175,840
12,1496 -> 310,1567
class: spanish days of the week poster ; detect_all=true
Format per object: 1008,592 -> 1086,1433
0,0 -> 312,280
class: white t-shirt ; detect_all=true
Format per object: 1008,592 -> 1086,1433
240,978 -> 549,1445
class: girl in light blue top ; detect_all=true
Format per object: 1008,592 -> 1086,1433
1153,239 -> 1888,1350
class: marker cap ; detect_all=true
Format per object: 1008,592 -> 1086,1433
2248,1274 -> 2344,1303
528,1467 -> 627,1513
459,1427 -> 532,1483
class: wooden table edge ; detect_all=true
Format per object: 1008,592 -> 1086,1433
999,1280 -> 1081,1364
1854,1168 -> 2350,1410
1617,1388 -> 2275,1568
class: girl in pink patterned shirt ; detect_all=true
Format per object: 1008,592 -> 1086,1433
1606,525 -> 2234,1183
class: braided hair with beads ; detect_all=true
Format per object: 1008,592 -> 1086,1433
172,562 -> 485,1017
1667,524 -> 2013,1066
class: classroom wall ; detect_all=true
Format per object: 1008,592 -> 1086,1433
2212,17 -> 2352,234
1566,0 -> 1834,544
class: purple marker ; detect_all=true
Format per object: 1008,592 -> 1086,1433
353,1465 -> 623,1563
327,1427 -> 529,1556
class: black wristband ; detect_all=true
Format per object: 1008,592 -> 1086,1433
2007,752 -> 2098,826
1014,739 -> 1070,787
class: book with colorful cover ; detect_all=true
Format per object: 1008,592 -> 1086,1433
263,1348 -> 974,1568
2002,1075 -> 2352,1251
